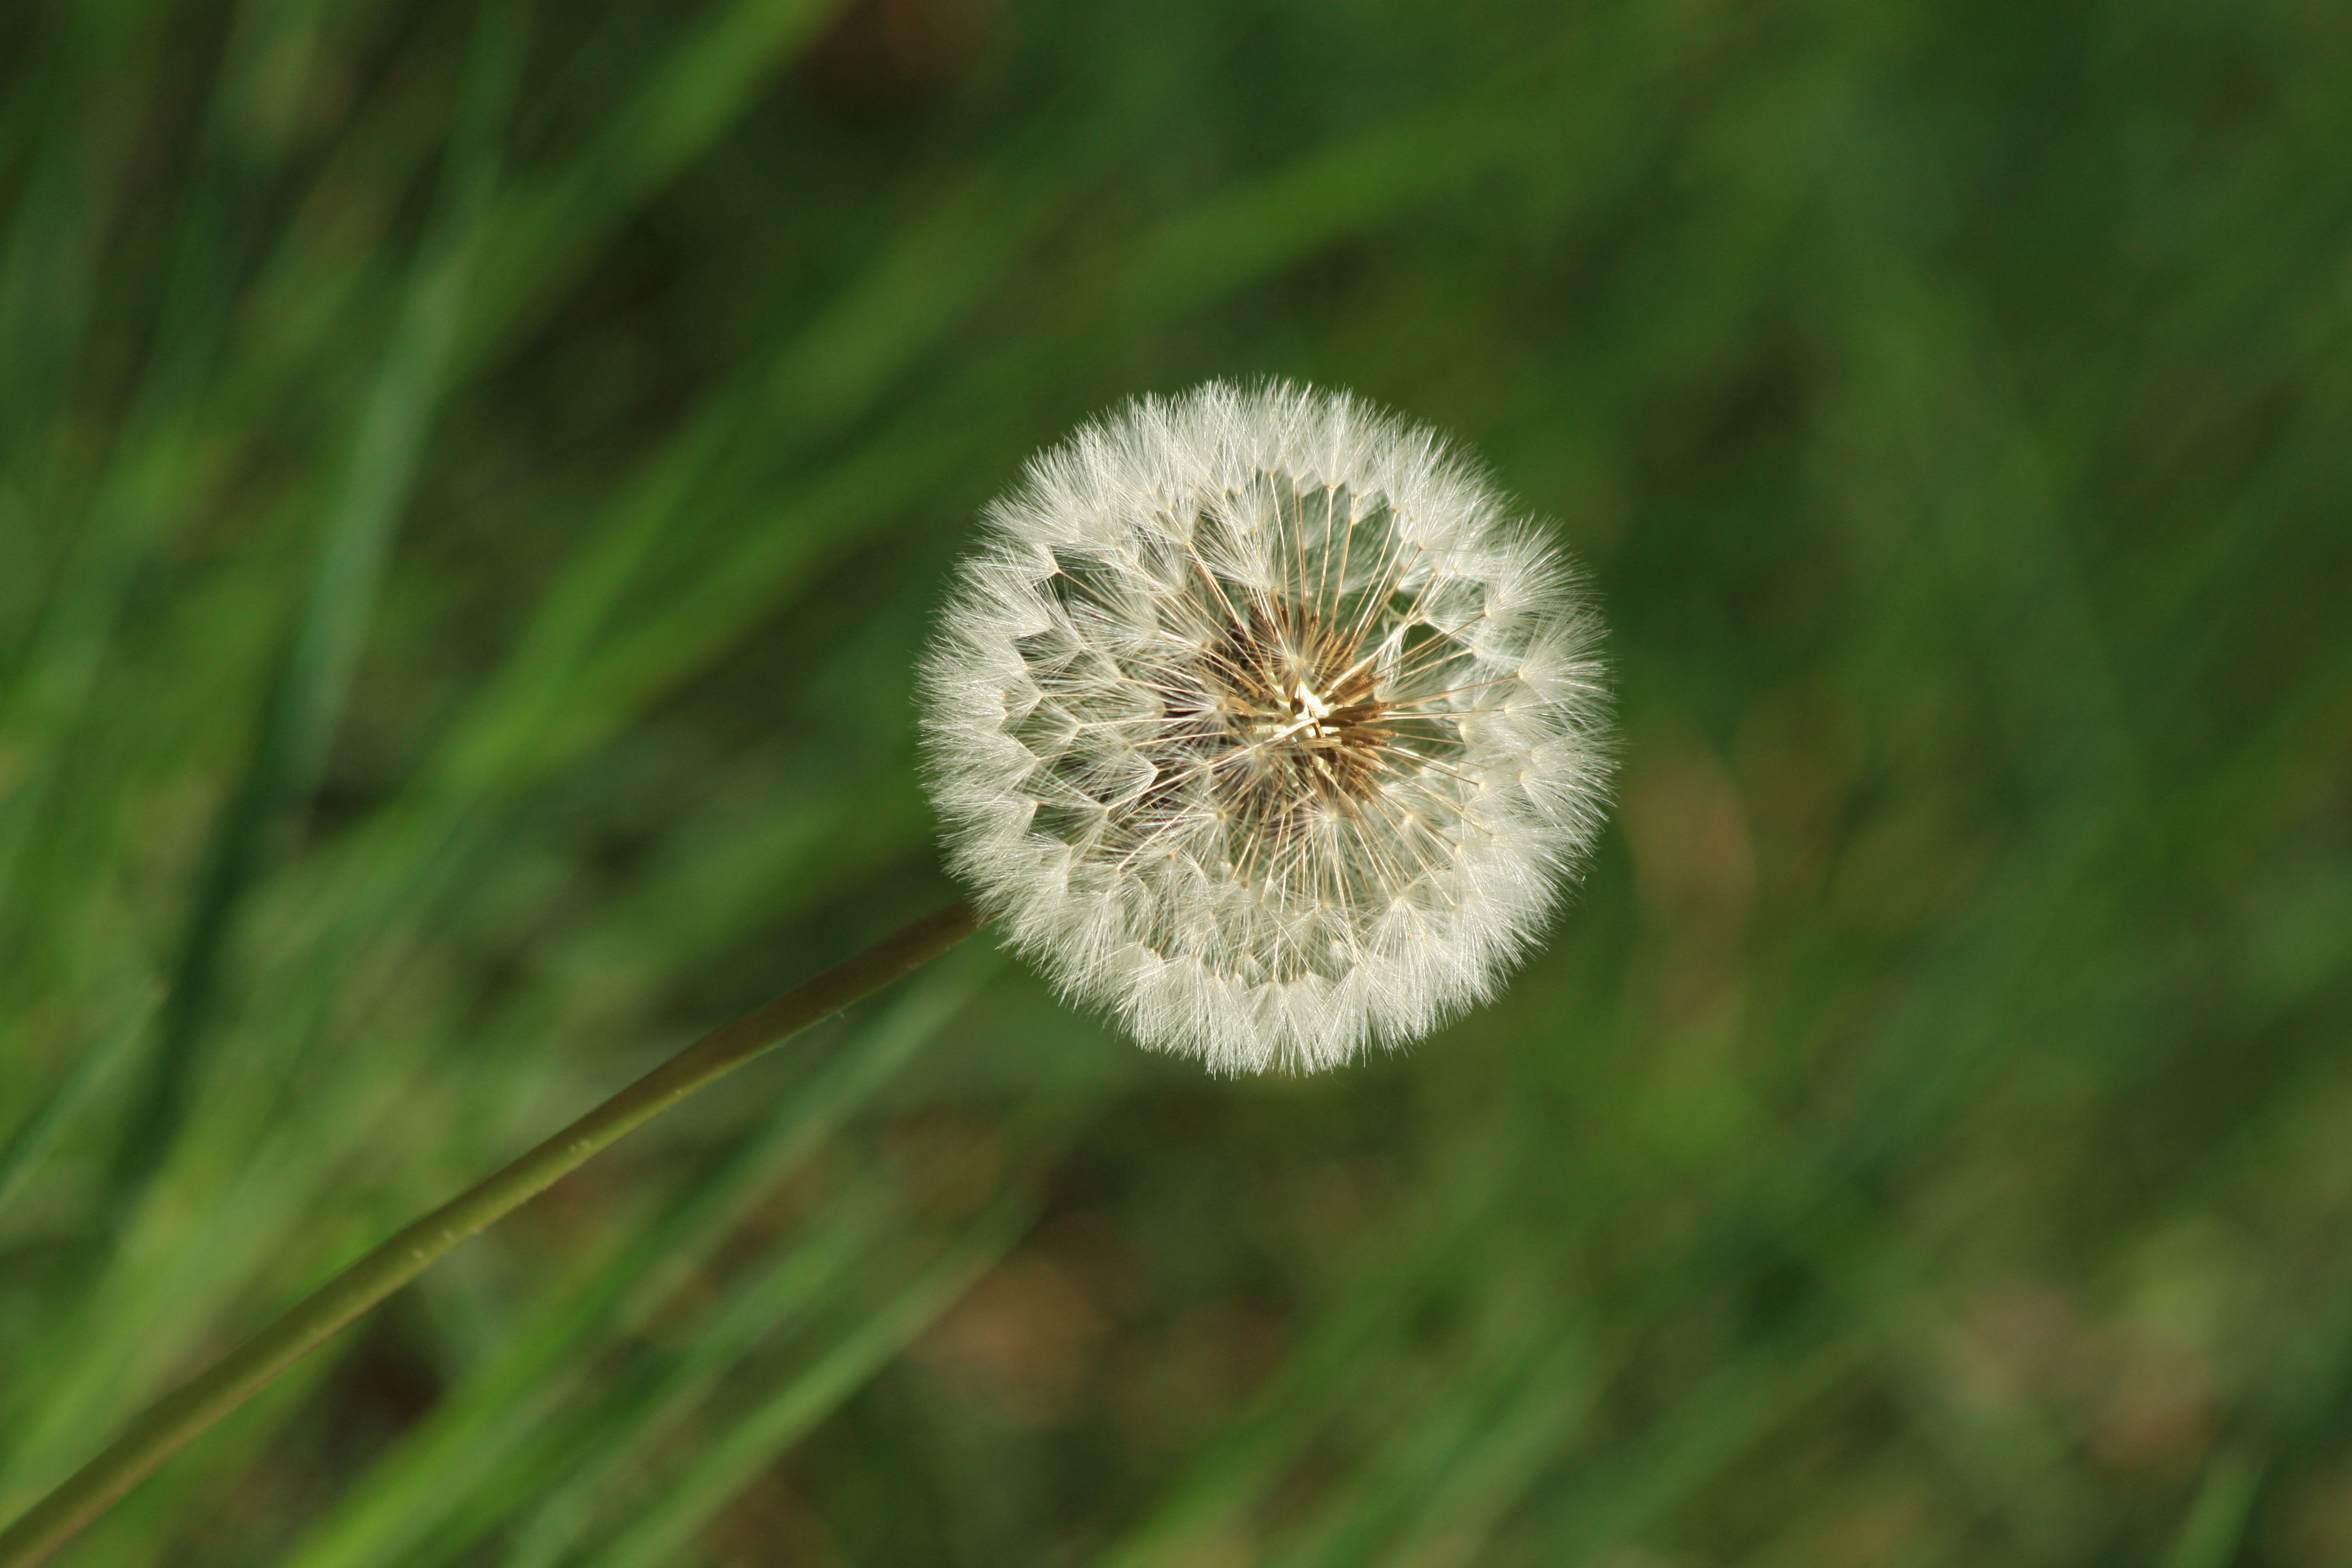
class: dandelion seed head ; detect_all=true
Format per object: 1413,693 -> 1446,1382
921,381 -> 1613,1073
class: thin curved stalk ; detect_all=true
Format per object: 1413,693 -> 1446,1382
0,899 -> 982,1568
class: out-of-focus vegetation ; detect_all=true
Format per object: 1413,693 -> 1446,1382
3,0 -> 2350,1562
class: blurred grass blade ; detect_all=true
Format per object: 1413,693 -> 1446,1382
2158,1448 -> 2263,1568
1091,1142 -> 1521,1568
488,1186 -> 899,1568
0,902 -> 979,1568
0,0 -> 331,906
1363,1340 -> 1599,1568
1842,1220 -> 2105,1560
0,989 -> 157,1227
584,1196 -> 1036,1568
102,0 -> 537,1216
1537,1330 -> 1869,1562
1264,1295 -> 1593,1568
0,6 -> 160,484
273,948 -> 996,1568
462,0 -> 850,361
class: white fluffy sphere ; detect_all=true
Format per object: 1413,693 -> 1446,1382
921,382 -> 1613,1073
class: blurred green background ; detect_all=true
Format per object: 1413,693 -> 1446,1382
4,0 -> 2350,1562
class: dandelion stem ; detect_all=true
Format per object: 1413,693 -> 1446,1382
0,899 -> 983,1568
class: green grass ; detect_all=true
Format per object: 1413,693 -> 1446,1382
4,0 -> 2350,1563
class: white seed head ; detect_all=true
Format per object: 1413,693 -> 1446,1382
920,381 -> 1613,1073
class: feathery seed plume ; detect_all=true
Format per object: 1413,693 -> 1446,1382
921,382 -> 1612,1072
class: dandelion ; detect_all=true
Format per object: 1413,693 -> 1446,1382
0,386 -> 1616,1563
922,381 -> 1613,1072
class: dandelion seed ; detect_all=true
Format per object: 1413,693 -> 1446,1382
921,381 -> 1613,1073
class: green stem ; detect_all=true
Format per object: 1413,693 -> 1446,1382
0,899 -> 982,1568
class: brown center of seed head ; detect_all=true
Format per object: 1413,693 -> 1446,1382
1207,600 -> 1392,810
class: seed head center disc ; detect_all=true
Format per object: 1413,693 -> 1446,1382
1213,606 -> 1390,806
